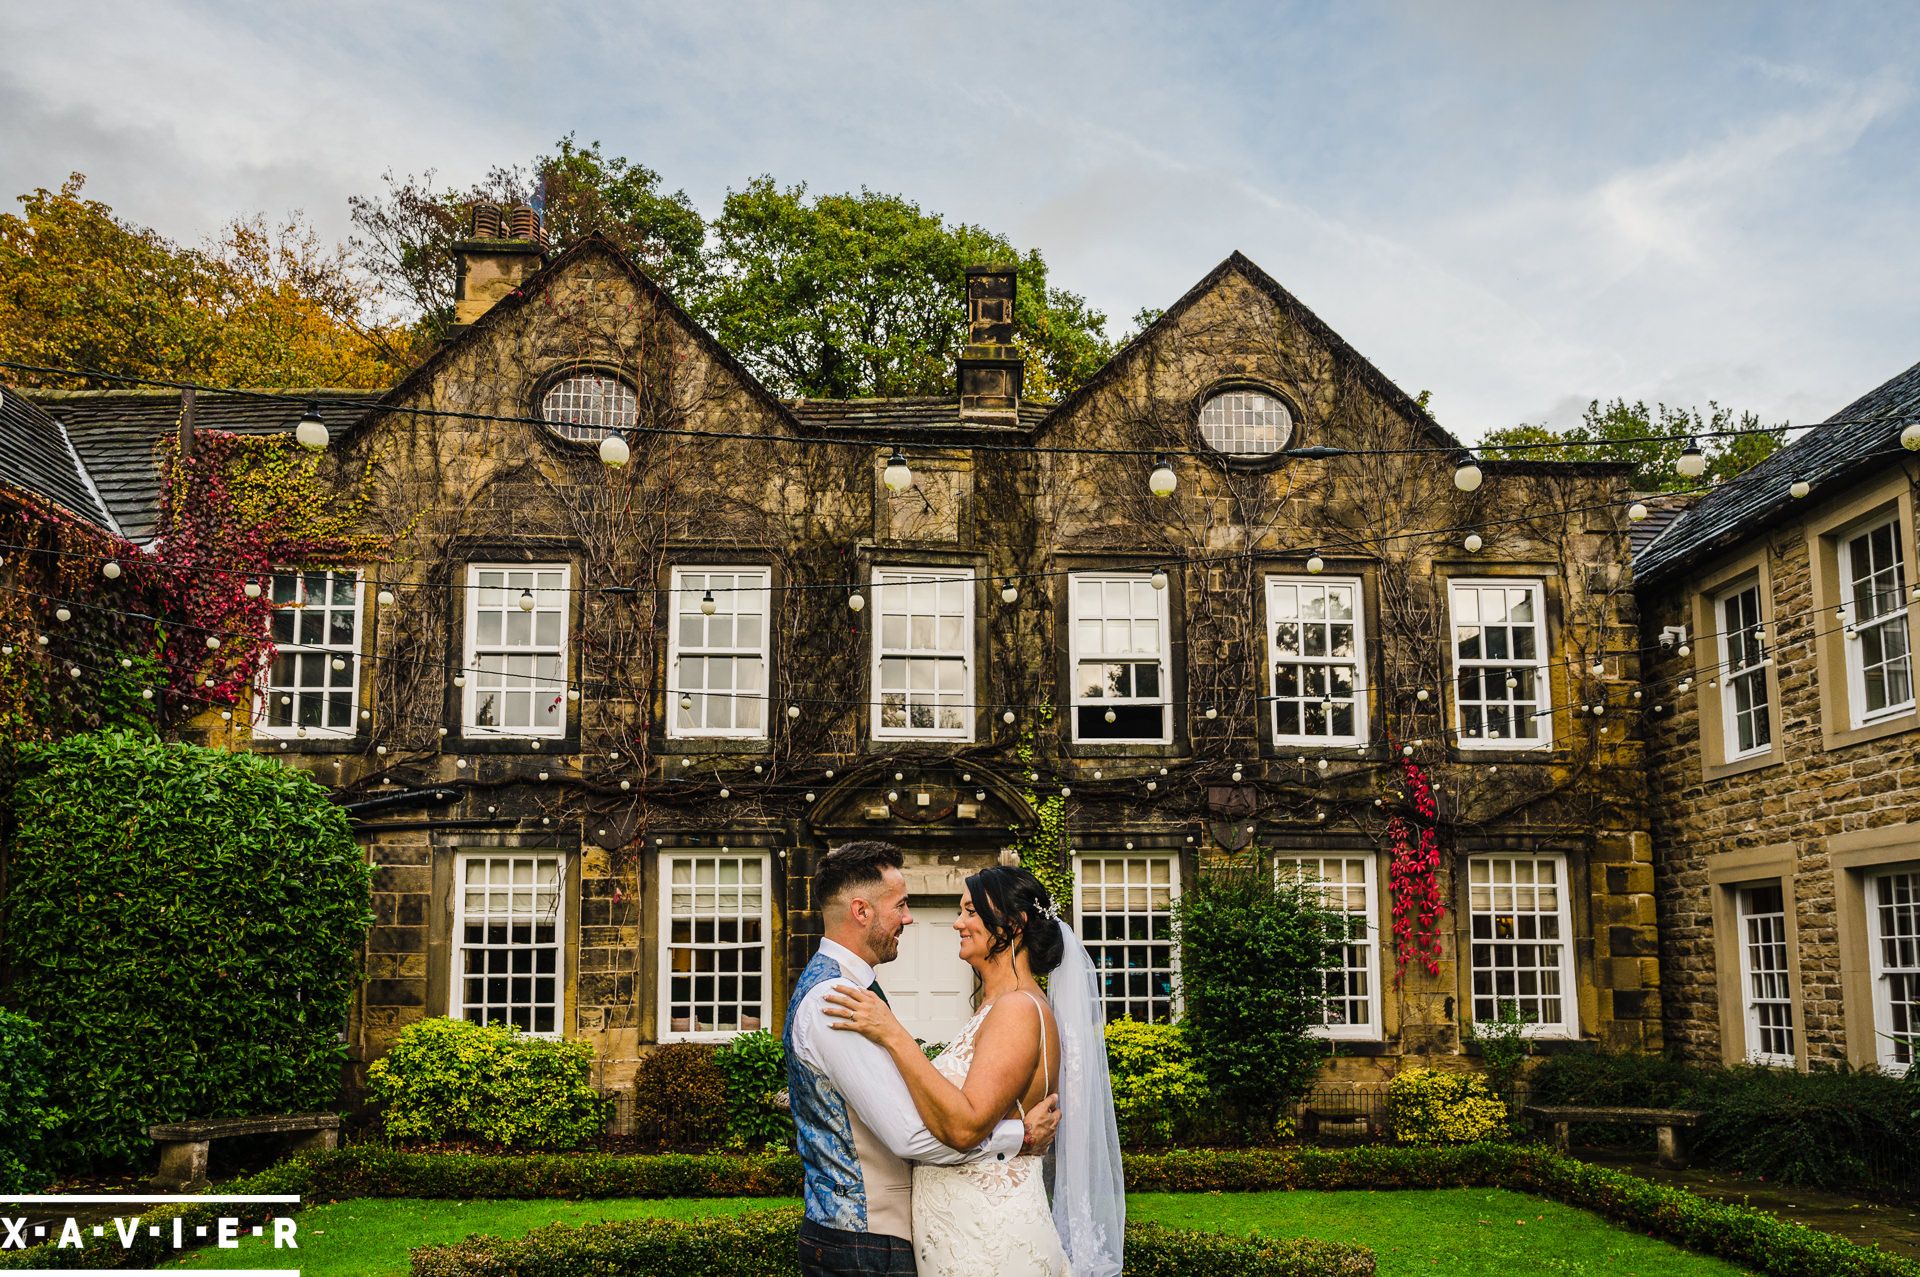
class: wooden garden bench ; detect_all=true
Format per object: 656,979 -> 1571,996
148,1113 -> 341,1190
1522,1104 -> 1702,1170
1300,1105 -> 1377,1139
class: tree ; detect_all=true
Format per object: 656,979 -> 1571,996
348,135 -> 706,345
0,175 -> 403,390
1480,398 -> 1788,493
700,178 -> 1110,400
1170,863 -> 1344,1139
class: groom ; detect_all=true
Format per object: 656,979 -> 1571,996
786,841 -> 1059,1276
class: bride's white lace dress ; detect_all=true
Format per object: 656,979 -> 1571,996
912,996 -> 1068,1276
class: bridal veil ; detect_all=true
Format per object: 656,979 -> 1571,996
1048,918 -> 1125,1277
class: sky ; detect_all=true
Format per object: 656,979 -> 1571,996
2,1 -> 1916,439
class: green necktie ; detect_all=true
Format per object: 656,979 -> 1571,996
869,980 -> 890,1006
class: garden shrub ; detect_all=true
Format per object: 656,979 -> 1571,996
365,1018 -> 607,1150
1387,1067 -> 1507,1144
715,1029 -> 795,1150
1466,1000 -> 1532,1103
631,1042 -> 729,1148
0,1010 -> 61,1192
1105,1019 -> 1209,1146
1687,1065 -> 1917,1191
1173,864 -> 1342,1136
2,730 -> 372,1168
1526,1049 -> 1700,1108
407,1207 -> 1378,1276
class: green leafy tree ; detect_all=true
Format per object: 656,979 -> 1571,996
0,175 -> 403,389
1171,861 -> 1343,1140
349,135 -> 706,345
1480,398 -> 1788,493
700,178 -> 1109,400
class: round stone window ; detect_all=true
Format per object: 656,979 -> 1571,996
1197,388 -> 1293,459
540,372 -> 637,442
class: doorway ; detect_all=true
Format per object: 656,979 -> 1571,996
886,896 -> 976,1047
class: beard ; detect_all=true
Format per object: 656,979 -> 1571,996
870,918 -> 903,964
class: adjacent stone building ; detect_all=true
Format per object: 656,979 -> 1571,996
9,208 -> 1664,1109
1636,361 -> 1920,1071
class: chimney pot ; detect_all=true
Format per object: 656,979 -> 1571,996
507,203 -> 546,246
451,204 -> 548,329
470,201 -> 504,238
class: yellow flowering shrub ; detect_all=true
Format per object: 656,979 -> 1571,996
1387,1066 -> 1508,1144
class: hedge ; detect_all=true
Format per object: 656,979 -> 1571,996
409,1208 -> 1376,1277
3,731 -> 373,1167
4,1144 -> 1911,1276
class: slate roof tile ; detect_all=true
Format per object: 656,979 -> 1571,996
0,381 -> 115,530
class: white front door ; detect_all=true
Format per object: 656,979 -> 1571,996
882,896 -> 975,1047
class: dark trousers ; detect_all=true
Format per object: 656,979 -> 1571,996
797,1218 -> 916,1277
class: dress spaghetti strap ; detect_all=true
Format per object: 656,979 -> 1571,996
1008,991 -> 1052,1119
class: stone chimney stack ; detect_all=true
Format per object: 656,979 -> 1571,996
956,266 -> 1022,423
451,200 -> 548,331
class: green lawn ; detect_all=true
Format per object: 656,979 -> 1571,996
167,1190 -> 1751,1277
1130,1189 -> 1751,1277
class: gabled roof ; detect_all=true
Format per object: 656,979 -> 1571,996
0,381 -> 117,531
1626,493 -> 1696,558
1038,251 -> 1464,452
355,233 -> 801,444
37,389 -> 380,543
1634,359 -> 1920,585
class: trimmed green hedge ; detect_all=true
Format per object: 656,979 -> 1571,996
408,1208 -> 1375,1276
3,731 -> 372,1167
4,1144 -> 1911,1276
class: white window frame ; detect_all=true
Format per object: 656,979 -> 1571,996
1275,853 -> 1380,1040
1067,572 -> 1172,745
1448,578 -> 1553,751
1869,867 -> 1920,1075
1467,852 -> 1578,1038
1715,578 -> 1773,760
657,850 -> 773,1043
1840,515 -> 1915,727
667,566 -> 771,739
463,563 -> 571,738
1073,853 -> 1182,1024
1734,881 -> 1796,1067
451,851 -> 566,1038
539,371 -> 637,443
870,567 -> 975,741
1197,388 -> 1293,458
253,569 -> 363,738
1266,574 -> 1369,747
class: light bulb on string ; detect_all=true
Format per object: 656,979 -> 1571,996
700,590 -> 717,616
1453,453 -> 1483,493
377,588 -> 395,606
1306,553 -> 1324,575
244,579 -> 263,599
294,403 -> 329,451
519,588 -> 536,612
1628,502 -> 1649,522
848,591 -> 865,612
1148,454 -> 1177,498
599,432 -> 630,467
883,447 -> 913,493
1001,580 -> 1019,604
102,560 -> 121,579
1463,533 -> 1483,553
1676,438 -> 1706,479
1150,568 -> 1168,591
1790,480 -> 1811,499
1904,423 -> 1920,452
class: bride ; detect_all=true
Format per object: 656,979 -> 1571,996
824,865 -> 1124,1277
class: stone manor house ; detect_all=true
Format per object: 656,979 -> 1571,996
3,206 -> 1916,1105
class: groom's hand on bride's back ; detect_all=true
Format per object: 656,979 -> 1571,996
1019,1094 -> 1059,1155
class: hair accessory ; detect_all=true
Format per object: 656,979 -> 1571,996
1037,901 -> 1062,922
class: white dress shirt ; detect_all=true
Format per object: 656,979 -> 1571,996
792,938 -> 1023,1164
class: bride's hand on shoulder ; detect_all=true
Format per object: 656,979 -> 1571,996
823,983 -> 910,1048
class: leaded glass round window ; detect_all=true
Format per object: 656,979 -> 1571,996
1198,389 -> 1293,458
541,373 -> 637,442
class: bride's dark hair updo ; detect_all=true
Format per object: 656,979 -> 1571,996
964,866 -> 1065,976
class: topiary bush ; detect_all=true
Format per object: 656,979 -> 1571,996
1172,864 -> 1342,1139
0,1010 -> 61,1192
365,1017 -> 608,1150
631,1042 -> 729,1149
1387,1067 -> 1507,1144
715,1030 -> 794,1150
1105,1019 -> 1209,1146
2,730 -> 373,1168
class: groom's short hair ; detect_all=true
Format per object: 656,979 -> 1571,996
814,841 -> 904,911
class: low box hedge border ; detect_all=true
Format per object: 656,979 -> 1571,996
409,1208 -> 1375,1277
4,1143 -> 1913,1277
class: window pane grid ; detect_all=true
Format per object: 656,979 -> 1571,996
541,374 -> 637,442
1276,855 -> 1376,1034
1719,583 -> 1773,757
1736,883 -> 1795,1065
1872,870 -> 1920,1071
662,854 -> 768,1037
258,570 -> 360,735
1070,574 -> 1170,742
456,854 -> 563,1036
1450,581 -> 1551,748
1197,390 -> 1292,457
1469,854 -> 1573,1033
1268,576 -> 1366,744
873,570 -> 972,738
1076,856 -> 1178,1023
466,565 -> 569,735
1845,520 -> 1914,721
670,568 -> 770,737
